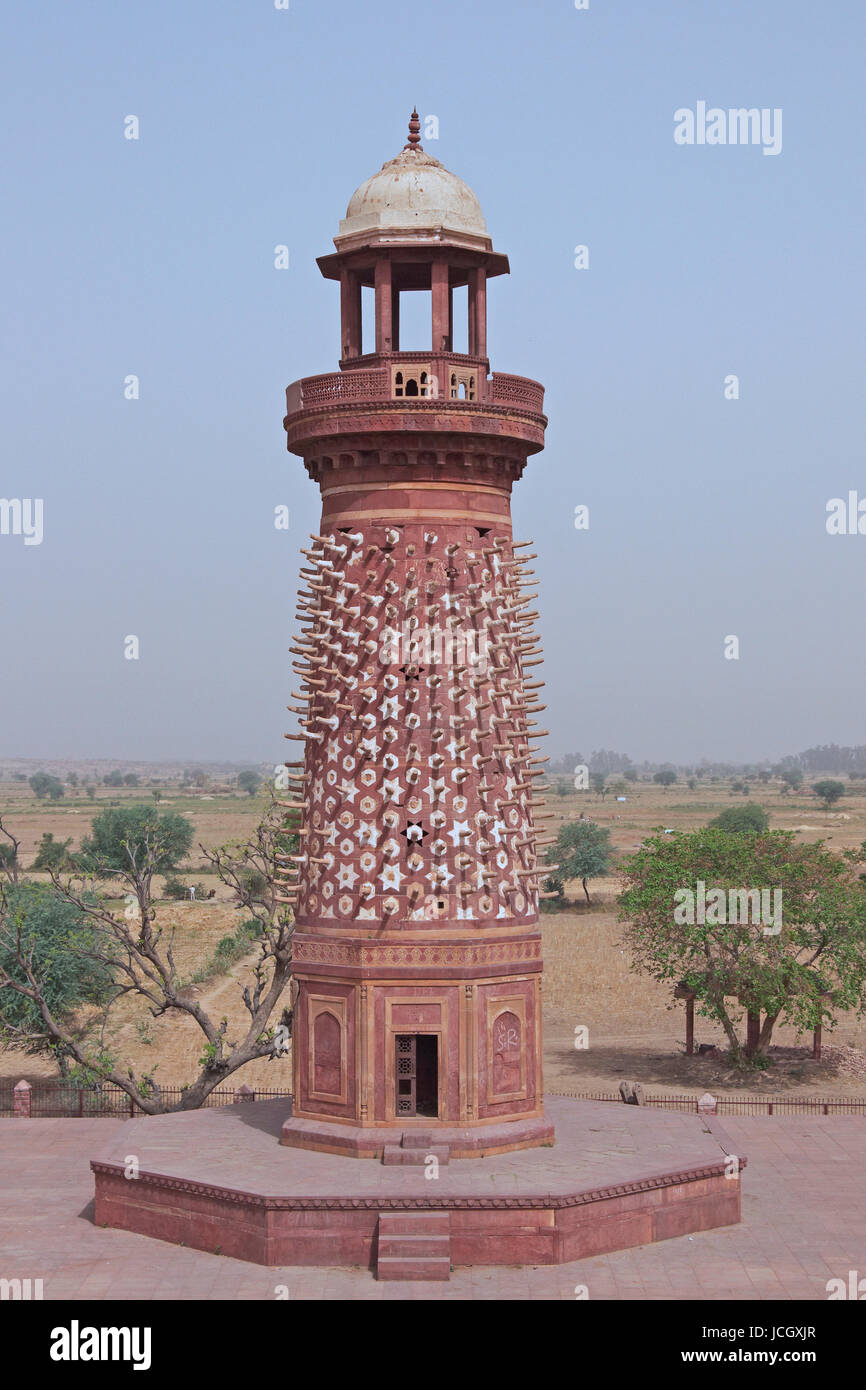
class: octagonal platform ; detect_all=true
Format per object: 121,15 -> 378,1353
90,1096 -> 745,1277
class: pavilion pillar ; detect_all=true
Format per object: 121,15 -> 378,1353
340,269 -> 362,360
472,266 -> 487,360
374,257 -> 393,353
468,274 -> 477,355
391,282 -> 401,351
432,260 -> 450,353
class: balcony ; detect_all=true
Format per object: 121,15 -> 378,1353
285,359 -> 545,420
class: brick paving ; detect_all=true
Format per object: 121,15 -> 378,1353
1,1106 -> 864,1299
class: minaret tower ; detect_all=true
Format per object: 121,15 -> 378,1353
278,114 -> 554,1157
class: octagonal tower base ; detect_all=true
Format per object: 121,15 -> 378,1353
91,1096 -> 744,1279
280,1109 -> 554,1159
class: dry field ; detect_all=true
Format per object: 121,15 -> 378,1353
3,776 -> 866,1099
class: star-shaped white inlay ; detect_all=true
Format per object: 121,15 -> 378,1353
379,863 -> 404,890
337,863 -> 359,889
447,820 -> 471,848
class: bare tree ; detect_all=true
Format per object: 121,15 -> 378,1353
0,816 -> 21,885
0,797 -> 298,1112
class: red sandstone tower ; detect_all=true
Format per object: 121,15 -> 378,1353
278,113 -> 554,1158
90,119 -> 743,1275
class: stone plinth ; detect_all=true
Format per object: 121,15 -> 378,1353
91,1096 -> 744,1276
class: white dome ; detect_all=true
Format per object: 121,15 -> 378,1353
338,147 -> 488,243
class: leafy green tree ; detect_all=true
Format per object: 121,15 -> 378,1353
709,803 -> 769,834
589,772 -> 606,799
31,833 -> 74,872
780,768 -> 803,793
618,828 -> 866,1058
84,785 -> 96,800
103,771 -> 125,788
79,805 -> 194,875
123,773 -> 139,788
544,820 -> 613,905
0,882 -> 115,1067
623,769 -> 639,783
29,772 -> 64,801
653,770 -> 677,789
237,769 -> 262,797
813,779 -> 846,810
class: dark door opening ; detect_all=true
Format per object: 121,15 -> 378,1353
395,1034 -> 438,1118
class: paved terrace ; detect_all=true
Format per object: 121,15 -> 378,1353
0,1109 -> 864,1300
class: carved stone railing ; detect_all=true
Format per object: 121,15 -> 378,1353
489,373 -> 545,415
286,369 -> 390,414
286,366 -> 545,419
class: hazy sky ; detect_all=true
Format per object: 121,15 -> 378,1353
1,0 -> 863,767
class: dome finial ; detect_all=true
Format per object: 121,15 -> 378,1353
404,107 -> 422,152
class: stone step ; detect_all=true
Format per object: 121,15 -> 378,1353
400,1130 -> 437,1149
376,1210 -> 452,1279
378,1233 -> 451,1259
382,1144 -> 450,1166
378,1211 -> 451,1236
377,1256 -> 451,1282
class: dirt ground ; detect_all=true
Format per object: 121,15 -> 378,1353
2,775 -> 866,1099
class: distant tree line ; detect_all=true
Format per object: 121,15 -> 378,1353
549,743 -> 866,779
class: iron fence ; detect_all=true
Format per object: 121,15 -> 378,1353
547,1089 -> 866,1117
0,1083 -> 294,1118
2,1081 -> 864,1119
